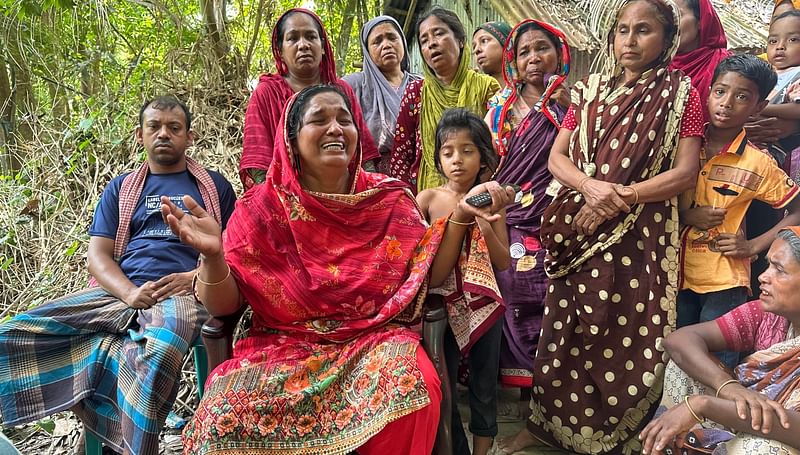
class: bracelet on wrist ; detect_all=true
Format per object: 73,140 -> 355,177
195,263 -> 231,287
448,218 -> 476,227
684,395 -> 705,425
625,185 -> 639,205
715,379 -> 739,398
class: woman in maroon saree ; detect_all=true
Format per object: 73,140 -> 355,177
163,84 -> 515,454
485,19 -> 571,391
240,9 -> 378,190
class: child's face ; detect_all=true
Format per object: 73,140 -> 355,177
707,71 -> 766,130
768,15 -> 800,70
612,1 -> 668,74
439,129 -> 483,185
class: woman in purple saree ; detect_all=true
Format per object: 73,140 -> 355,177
485,19 -> 571,394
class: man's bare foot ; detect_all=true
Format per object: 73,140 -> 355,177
497,429 -> 540,454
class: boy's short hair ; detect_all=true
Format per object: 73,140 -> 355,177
711,54 -> 778,100
139,96 -> 192,130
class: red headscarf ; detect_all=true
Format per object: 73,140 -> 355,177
670,0 -> 731,120
271,8 -> 337,83
224,87 -> 442,343
239,9 -> 380,188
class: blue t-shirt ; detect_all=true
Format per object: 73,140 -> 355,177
89,169 -> 236,286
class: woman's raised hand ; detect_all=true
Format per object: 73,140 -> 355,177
454,181 -> 516,223
161,195 -> 223,258
552,85 -> 571,108
580,178 -> 630,218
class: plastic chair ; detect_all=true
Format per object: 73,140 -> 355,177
84,337 -> 208,454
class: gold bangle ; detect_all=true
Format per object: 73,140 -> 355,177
577,176 -> 592,193
195,264 -> 231,286
626,185 -> 639,205
715,379 -> 739,398
448,218 -> 475,227
684,395 -> 704,425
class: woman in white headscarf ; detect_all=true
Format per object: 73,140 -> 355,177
344,16 -> 420,173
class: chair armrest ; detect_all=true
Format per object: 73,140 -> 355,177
422,295 -> 452,455
201,308 -> 246,373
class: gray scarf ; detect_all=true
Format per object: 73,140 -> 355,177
344,16 -> 420,156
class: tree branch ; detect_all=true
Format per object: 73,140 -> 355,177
245,0 -> 270,70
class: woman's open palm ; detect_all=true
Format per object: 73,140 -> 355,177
160,195 -> 223,258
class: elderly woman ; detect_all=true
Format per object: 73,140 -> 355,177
501,0 -> 703,453
164,84 -> 514,455
240,8 -> 379,190
388,8 -> 500,192
669,0 -> 731,122
484,18 -> 571,414
473,21 -> 511,87
641,227 -> 800,455
344,16 -> 420,173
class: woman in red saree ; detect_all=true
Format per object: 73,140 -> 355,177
670,0 -> 731,122
501,0 -> 703,453
164,84 -> 514,454
240,9 -> 379,190
641,227 -> 800,455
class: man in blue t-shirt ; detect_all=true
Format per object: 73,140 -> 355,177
0,96 -> 236,455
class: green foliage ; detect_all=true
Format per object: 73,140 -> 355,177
35,418 -> 55,435
0,0 -> 382,309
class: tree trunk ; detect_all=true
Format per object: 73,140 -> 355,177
0,56 -> 12,163
334,0 -> 359,75
200,0 -> 230,62
4,17 -> 35,172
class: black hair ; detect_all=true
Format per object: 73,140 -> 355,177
772,9 -> 800,26
682,0 -> 701,23
610,0 -> 678,61
286,84 -> 353,143
514,22 -> 562,66
416,8 -> 466,49
139,96 -> 191,130
275,10 -> 324,50
711,54 -> 777,100
434,108 -> 499,185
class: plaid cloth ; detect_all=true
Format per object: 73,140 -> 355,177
0,289 -> 206,455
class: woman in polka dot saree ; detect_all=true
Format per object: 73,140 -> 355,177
515,0 -> 704,453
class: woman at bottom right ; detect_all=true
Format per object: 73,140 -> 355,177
641,226 -> 800,455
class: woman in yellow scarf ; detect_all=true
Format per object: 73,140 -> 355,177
388,8 -> 500,192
